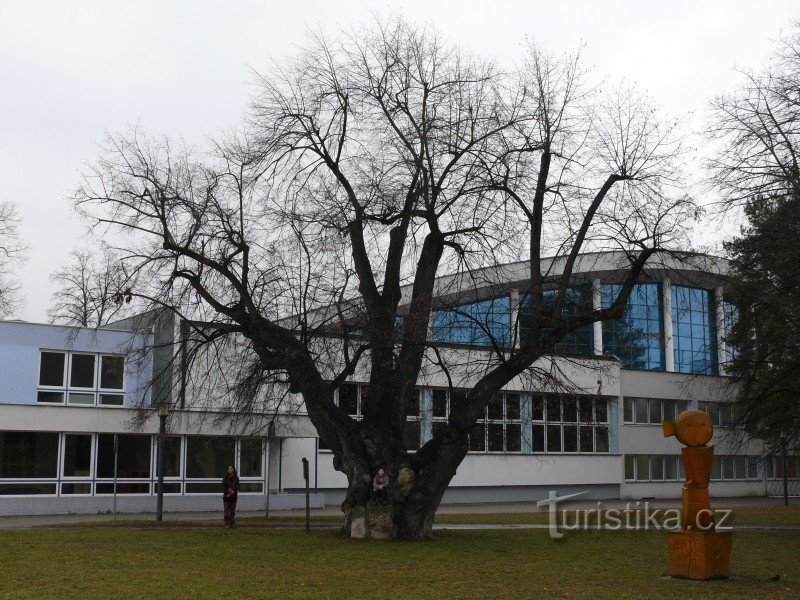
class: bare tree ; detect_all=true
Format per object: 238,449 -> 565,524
707,22 -> 800,207
76,19 -> 695,539
48,248 -> 133,327
0,201 -> 26,317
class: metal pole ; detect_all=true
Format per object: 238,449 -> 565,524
156,410 -> 167,521
265,438 -> 271,519
782,434 -> 789,506
302,457 -> 310,533
113,434 -> 118,522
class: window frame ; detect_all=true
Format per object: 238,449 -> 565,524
36,350 -> 126,408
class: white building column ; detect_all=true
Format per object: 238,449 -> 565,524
592,278 -> 603,356
663,278 -> 675,372
715,286 -> 726,371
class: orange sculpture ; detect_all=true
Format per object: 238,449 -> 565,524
663,409 -> 732,580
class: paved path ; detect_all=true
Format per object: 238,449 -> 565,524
0,496 -> 796,531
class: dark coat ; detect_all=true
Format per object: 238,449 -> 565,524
222,474 -> 240,502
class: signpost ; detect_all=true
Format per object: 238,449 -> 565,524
265,421 -> 275,519
156,403 -> 168,522
112,434 -> 119,522
301,457 -> 310,533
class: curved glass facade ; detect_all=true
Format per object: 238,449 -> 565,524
601,283 -> 665,371
671,285 -> 718,375
420,275 -> 724,375
519,287 -> 594,355
430,296 -> 511,347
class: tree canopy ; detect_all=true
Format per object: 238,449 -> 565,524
75,18 -> 695,538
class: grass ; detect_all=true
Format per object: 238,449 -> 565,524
94,503 -> 794,528
432,504 -> 800,526
0,522 -> 798,598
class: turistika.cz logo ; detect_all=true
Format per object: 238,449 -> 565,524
536,491 -> 733,540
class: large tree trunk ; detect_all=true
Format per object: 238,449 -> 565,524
337,430 -> 469,540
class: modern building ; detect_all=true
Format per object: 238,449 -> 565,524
0,251 -> 797,515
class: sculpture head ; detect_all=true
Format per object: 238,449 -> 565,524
662,409 -> 713,447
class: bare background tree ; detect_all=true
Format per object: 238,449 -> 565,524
708,22 -> 800,449
47,248 -> 133,327
707,21 -> 800,207
76,18 -> 695,539
0,200 -> 26,317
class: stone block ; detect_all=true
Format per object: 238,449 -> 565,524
350,516 -> 366,539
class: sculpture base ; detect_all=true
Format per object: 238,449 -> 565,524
667,531 -> 732,580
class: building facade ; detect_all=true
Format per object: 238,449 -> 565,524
0,252 -> 797,515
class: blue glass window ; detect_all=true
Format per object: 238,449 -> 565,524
519,287 -> 594,356
430,296 -> 511,347
601,283 -> 665,371
671,286 -> 718,375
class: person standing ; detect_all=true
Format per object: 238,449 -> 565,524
222,465 -> 240,527
372,467 -> 389,506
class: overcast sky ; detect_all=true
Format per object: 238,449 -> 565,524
1,0 -> 798,322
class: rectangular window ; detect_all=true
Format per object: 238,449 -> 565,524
39,352 -> 66,387
68,393 -> 95,405
625,398 -> 688,424
470,392 -> 522,454
432,389 -> 448,418
636,455 -> 650,481
185,437 -> 235,479
37,351 -> 126,407
469,422 -> 486,452
532,424 -> 544,452
337,384 -> 358,417
712,457 -> 723,480
100,355 -> 125,390
96,434 -> 151,478
531,396 -> 544,421
602,283 -> 665,370
0,483 -> 57,495
648,398 -> 662,424
431,296 -> 511,348
0,432 -> 59,478
664,455 -> 678,481
650,455 -> 664,480
61,483 -> 92,495
747,456 -> 759,480
164,436 -> 182,477
70,354 -> 96,388
595,427 -> 609,452
672,286 -> 718,375
734,456 -> 746,480
625,454 -> 635,480
96,482 -> 149,494
36,391 -> 64,403
546,425 -> 562,452
563,426 -> 578,452
63,434 -> 92,477
506,394 -> 521,420
154,482 -> 181,494
240,438 -> 263,478
579,426 -> 593,452
635,398 -> 648,423
723,456 -> 735,480
487,423 -> 504,452
520,287 -> 594,355
506,424 -> 521,452
623,397 -> 634,423
99,394 -> 124,406
403,421 -> 421,450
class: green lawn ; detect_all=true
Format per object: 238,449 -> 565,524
0,525 -> 797,599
